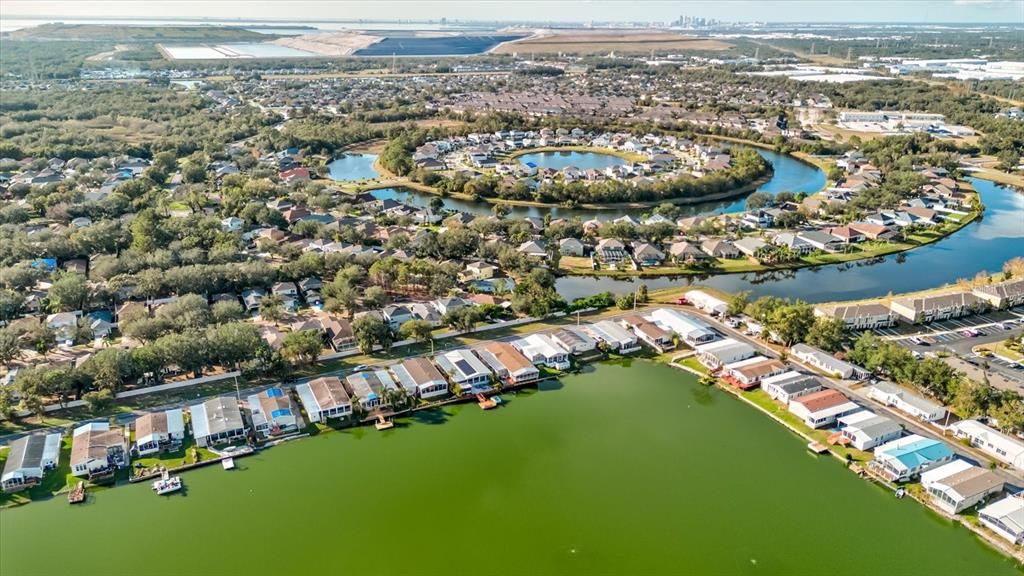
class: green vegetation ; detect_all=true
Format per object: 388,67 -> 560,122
847,332 -> 1023,434
10,23 -> 275,42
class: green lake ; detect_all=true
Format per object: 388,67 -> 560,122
1,362 -> 1020,576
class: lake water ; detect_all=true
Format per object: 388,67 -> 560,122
556,178 -> 1024,302
327,154 -> 379,181
368,148 -> 825,221
355,34 -> 526,56
1,363 -> 1017,576
517,150 -> 629,171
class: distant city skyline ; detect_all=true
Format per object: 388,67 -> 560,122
2,0 -> 1022,24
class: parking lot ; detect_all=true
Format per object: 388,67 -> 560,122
877,307 -> 1024,346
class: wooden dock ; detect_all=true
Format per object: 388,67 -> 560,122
375,415 -> 394,430
68,481 -> 86,504
477,393 -> 497,410
807,441 -> 828,454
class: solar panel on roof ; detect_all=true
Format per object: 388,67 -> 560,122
454,359 -> 474,375
270,408 -> 291,418
266,388 -> 283,398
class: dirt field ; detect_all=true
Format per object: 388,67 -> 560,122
493,32 -> 731,55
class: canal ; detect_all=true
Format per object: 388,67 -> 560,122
0,363 -> 1019,576
556,178 -> 1023,303
355,147 -> 826,220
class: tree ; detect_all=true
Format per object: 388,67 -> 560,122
121,316 -> 171,343
154,332 -> 208,378
83,389 -> 115,414
0,327 -> 20,366
362,286 -> 388,309
156,293 -> 211,331
399,319 -> 434,344
83,348 -> 136,393
205,322 -> 262,369
443,307 -> 482,333
727,291 -> 750,317
212,300 -> 247,324
745,192 -> 772,210
805,317 -> 847,353
282,329 -> 323,365
766,301 -> 816,346
259,294 -> 285,323
47,273 -> 90,312
352,314 -> 393,354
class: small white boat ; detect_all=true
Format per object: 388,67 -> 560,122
222,457 -> 235,470
152,471 -> 182,495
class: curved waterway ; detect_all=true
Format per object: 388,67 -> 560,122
1,363 -> 1017,576
556,178 -> 1024,303
364,148 -> 825,220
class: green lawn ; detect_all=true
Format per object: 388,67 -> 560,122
739,389 -> 873,464
677,356 -> 708,375
0,436 -> 76,508
130,436 -> 218,477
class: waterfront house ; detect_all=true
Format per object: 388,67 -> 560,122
925,464 -> 1005,514
949,419 -> 1024,470
761,372 -> 823,404
648,308 -> 716,346
70,422 -> 128,478
632,242 -> 666,266
549,328 -> 598,355
787,389 -> 860,429
972,278 -> 1024,310
695,338 -> 756,370
771,233 -> 814,255
838,410 -> 903,451
871,434 -> 955,481
585,320 -> 641,353
669,241 -> 711,264
134,408 -> 185,456
797,230 -> 844,252
814,303 -> 896,330
391,357 -> 450,399
867,382 -> 947,422
296,376 -> 352,423
722,357 -> 787,390
684,290 -> 728,316
1,433 -> 61,492
512,333 -> 571,370
596,239 -> 628,264
978,494 -> 1024,545
620,315 -> 675,353
247,387 -> 299,438
190,397 -> 247,448
559,238 -> 586,257
701,239 -> 740,259
733,237 -> 769,258
476,341 -> 540,385
791,343 -> 864,379
346,370 -> 398,410
889,291 -> 986,324
434,349 -> 493,393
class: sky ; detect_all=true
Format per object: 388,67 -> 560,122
1,0 -> 1022,24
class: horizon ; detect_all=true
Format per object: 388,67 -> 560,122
2,0 -> 1022,25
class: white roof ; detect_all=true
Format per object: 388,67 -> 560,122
696,338 -> 755,358
951,419 -> 1024,467
648,308 -> 716,341
73,422 -> 109,437
587,320 -> 636,345
920,459 -> 974,487
513,333 -> 567,359
435,349 -> 491,381
837,410 -> 876,426
686,290 -> 728,311
979,494 -> 1024,534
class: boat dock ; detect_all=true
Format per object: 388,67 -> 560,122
375,415 -> 394,430
67,482 -> 86,504
807,441 -> 828,454
477,393 -> 497,410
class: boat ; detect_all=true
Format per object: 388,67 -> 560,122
476,393 -> 497,410
895,487 -> 907,499
493,395 -> 503,405
68,481 -> 86,504
222,457 -> 235,470
152,471 -> 182,495
375,415 -> 394,431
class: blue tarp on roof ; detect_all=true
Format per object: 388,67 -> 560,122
366,392 -> 378,401
270,408 -> 292,419
266,388 -> 284,398
31,258 -> 57,271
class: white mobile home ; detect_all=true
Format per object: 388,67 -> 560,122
867,382 -> 947,422
838,410 -> 903,451
1,433 -> 61,492
134,408 -> 186,456
296,376 -> 353,423
949,419 -> 1024,470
